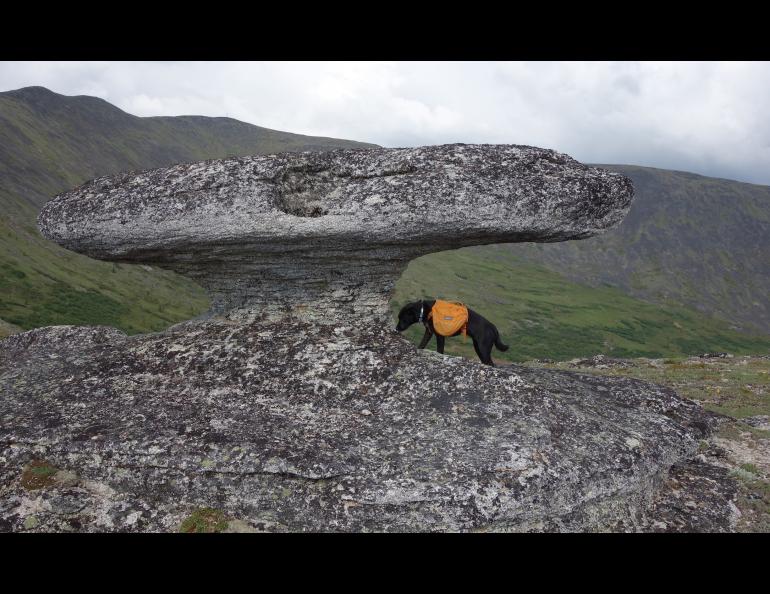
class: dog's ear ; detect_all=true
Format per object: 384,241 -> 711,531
398,301 -> 416,317
396,304 -> 409,322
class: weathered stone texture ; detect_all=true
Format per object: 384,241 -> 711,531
0,144 -> 729,531
38,144 -> 632,322
1,320 -> 722,532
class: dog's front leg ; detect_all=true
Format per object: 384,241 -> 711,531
417,326 -> 434,349
436,335 -> 445,354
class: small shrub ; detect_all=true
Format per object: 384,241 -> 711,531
731,467 -> 758,483
740,463 -> 760,475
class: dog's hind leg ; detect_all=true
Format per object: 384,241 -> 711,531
471,339 -> 484,364
474,338 -> 495,366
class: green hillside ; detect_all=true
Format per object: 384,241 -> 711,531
392,246 -> 770,363
0,86 -> 376,335
507,165 -> 770,335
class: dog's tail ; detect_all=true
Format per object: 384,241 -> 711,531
494,327 -> 509,352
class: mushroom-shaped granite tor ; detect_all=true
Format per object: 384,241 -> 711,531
38,144 -> 633,322
0,144 -> 725,532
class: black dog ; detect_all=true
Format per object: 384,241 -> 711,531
395,299 -> 509,366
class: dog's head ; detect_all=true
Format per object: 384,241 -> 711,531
395,301 -> 424,332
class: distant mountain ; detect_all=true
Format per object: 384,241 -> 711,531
505,165 -> 770,335
0,86 -> 376,334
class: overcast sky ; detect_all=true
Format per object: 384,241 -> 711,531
2,61 -> 770,185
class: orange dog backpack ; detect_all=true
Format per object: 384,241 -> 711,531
428,299 -> 469,338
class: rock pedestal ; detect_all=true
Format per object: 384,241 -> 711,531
0,144 -> 728,532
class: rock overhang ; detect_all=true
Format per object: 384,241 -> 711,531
37,144 -> 633,320
39,144 -> 632,258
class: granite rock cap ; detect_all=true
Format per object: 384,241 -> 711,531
38,144 -> 633,321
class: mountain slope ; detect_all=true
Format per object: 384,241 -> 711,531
506,165 -> 770,335
0,86 -> 377,334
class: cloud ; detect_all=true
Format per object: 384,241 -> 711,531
1,61 -> 769,184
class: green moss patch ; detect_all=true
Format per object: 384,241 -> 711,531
21,460 -> 59,490
179,508 -> 229,533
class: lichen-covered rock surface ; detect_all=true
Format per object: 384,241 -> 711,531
1,320 -> 722,532
1,143 -> 727,531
